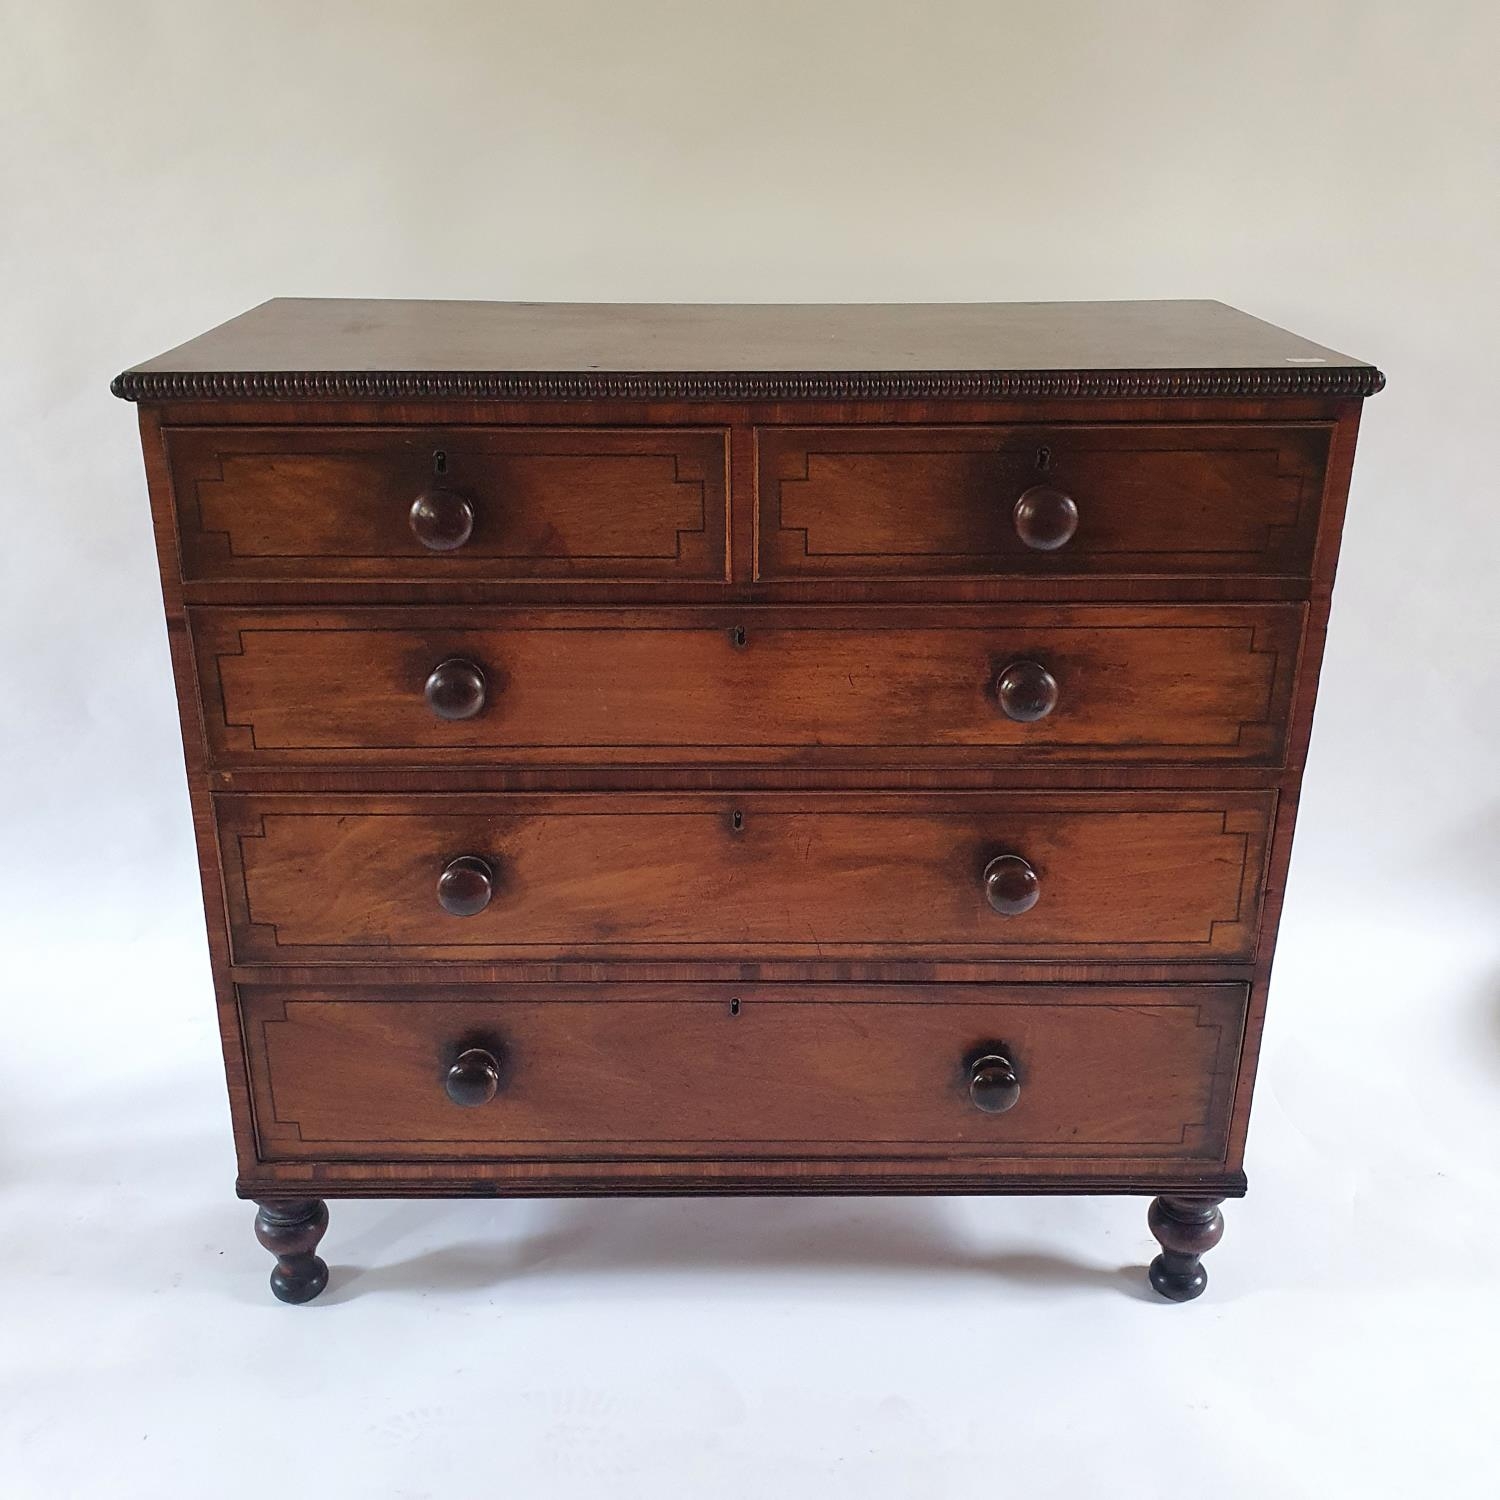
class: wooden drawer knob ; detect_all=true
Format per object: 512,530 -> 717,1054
437,855 -> 494,917
425,658 -> 488,720
1013,484 -> 1078,551
969,1050 -> 1021,1113
445,1046 -> 502,1107
409,487 -> 475,551
983,853 -> 1040,915
995,660 -> 1059,722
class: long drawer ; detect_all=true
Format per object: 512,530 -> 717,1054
757,423 -> 1331,580
164,426 -> 730,583
218,791 -> 1273,962
239,982 -> 1247,1164
192,604 -> 1302,768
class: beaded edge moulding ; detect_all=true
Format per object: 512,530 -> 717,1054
110,365 -> 1387,402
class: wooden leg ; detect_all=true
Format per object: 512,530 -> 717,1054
1147,1195 -> 1225,1302
253,1199 -> 330,1304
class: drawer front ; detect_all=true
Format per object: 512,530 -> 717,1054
240,983 -> 1246,1163
194,604 -> 1302,768
757,424 -> 1330,580
219,791 -> 1272,962
165,427 -> 729,582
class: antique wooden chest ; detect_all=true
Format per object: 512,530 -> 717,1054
113,299 -> 1381,1301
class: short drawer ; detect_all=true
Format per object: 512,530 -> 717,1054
239,982 -> 1247,1164
164,426 -> 729,582
756,424 -> 1330,580
193,604 -> 1302,768
218,791 -> 1273,962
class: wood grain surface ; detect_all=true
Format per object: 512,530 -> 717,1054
240,981 -> 1246,1165
758,423 -> 1330,579
191,603 -> 1302,769
218,790 -> 1273,962
114,299 -> 1376,1227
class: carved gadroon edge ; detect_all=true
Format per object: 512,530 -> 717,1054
110,365 -> 1387,402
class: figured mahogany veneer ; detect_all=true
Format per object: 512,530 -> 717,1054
191,604 -> 1303,768
115,298 -> 1381,1303
218,790 -> 1272,963
165,426 -> 729,583
756,424 -> 1330,581
240,983 -> 1246,1165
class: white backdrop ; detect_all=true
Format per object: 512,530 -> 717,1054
3,4 -> 1497,1497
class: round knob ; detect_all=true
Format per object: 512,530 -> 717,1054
437,855 -> 493,917
445,1046 -> 502,1107
425,658 -> 488,720
1013,484 -> 1078,551
983,854 -> 1040,916
995,660 -> 1059,723
409,487 -> 474,551
969,1051 -> 1021,1113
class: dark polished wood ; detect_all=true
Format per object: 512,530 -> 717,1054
1147,1194 -> 1227,1302
994,659 -> 1059,723
435,855 -> 494,918
112,298 -> 1382,402
1013,485 -> 1079,552
252,1198 -> 330,1304
409,487 -> 475,552
967,1049 -> 1022,1114
423,657 -> 488,721
114,299 -> 1379,1302
445,1046 -> 503,1107
982,854 -> 1041,917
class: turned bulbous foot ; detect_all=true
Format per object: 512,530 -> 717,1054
253,1199 -> 330,1304
1147,1195 -> 1225,1302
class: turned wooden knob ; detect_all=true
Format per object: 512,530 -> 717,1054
969,1051 -> 1021,1114
409,487 -> 475,551
425,658 -> 487,720
437,855 -> 493,917
983,854 -> 1040,915
1013,484 -> 1078,551
445,1046 -> 502,1107
995,660 -> 1059,722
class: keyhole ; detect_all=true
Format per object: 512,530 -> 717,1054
433,449 -> 449,476
731,809 -> 744,832
1036,446 -> 1051,472
730,625 -> 747,649
729,998 -> 741,1017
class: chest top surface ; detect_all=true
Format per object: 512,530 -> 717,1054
111,298 -> 1383,403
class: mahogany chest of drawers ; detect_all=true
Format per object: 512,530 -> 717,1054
114,299 -> 1382,1302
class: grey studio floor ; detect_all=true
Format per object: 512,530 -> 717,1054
3,902 -> 1495,1500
